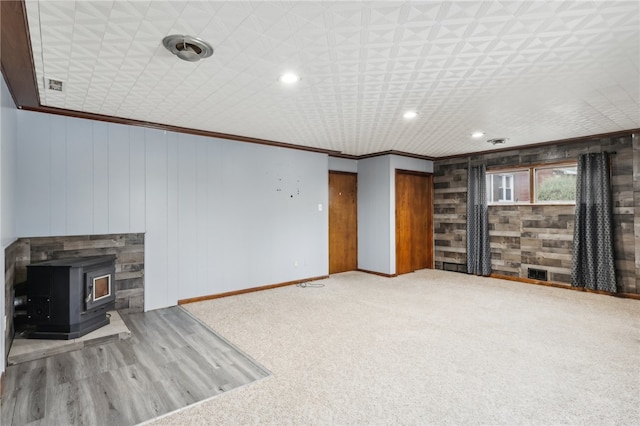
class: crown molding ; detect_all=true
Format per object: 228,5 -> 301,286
3,0 -> 637,163
436,129 -> 640,161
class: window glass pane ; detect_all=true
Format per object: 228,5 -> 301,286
486,170 -> 529,203
535,165 -> 577,203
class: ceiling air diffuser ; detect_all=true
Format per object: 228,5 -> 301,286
162,35 -> 214,62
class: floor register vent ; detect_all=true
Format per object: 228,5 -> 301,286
528,268 -> 548,281
443,262 -> 468,273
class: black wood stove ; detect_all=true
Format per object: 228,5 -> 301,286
26,255 -> 116,339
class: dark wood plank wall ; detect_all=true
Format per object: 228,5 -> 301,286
434,134 -> 639,294
634,134 -> 640,291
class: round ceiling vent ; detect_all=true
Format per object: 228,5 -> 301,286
162,35 -> 214,62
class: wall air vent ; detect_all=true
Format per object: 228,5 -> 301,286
47,78 -> 63,92
487,138 -> 508,145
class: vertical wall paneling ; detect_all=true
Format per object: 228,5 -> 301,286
204,139 -> 223,297
129,127 -> 146,232
92,122 -> 109,234
176,134 -> 197,300
1,74 -> 19,375
49,115 -> 67,235
196,138 -> 209,296
357,156 -> 392,274
108,124 -> 130,232
166,132 -> 179,305
65,119 -> 93,234
144,129 -> 169,310
15,110 -> 332,309
2,77 -> 17,246
17,112 -> 50,236
219,142 -> 251,291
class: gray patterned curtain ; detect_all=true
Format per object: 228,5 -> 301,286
467,165 -> 491,276
571,152 -> 616,292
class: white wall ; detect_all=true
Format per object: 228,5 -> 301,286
16,111 -> 328,310
357,154 -> 433,275
1,75 -> 18,376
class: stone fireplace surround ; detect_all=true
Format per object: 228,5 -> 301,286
4,233 -> 144,361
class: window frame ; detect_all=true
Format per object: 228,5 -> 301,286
533,162 -> 578,205
486,160 -> 577,206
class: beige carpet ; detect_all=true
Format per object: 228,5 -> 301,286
150,270 -> 640,425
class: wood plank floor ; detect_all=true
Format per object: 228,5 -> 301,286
0,306 -> 270,425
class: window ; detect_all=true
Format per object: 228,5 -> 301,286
486,170 -> 530,203
534,164 -> 577,203
486,161 -> 576,205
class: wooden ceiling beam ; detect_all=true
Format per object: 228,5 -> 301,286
1,0 -> 39,108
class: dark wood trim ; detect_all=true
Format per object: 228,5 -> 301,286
0,370 -> 4,397
1,0 -> 39,108
357,150 -> 436,161
437,129 -> 639,161
487,159 -> 578,173
177,275 -> 329,304
491,274 -> 640,300
2,0 -> 636,162
329,153 -> 360,160
395,168 -> 433,177
22,105 -> 341,155
328,170 -> 357,176
357,268 -> 397,278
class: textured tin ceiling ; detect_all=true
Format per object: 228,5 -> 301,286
24,1 -> 640,157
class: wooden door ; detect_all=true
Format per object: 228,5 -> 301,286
329,172 -> 358,274
395,170 -> 433,274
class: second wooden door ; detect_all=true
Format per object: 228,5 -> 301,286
396,170 -> 433,275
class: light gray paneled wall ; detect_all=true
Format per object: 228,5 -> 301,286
328,156 -> 358,173
17,114 -> 147,236
1,75 -> 18,377
358,156 -> 392,274
16,110 -> 329,311
1,78 -> 16,247
357,154 -> 433,275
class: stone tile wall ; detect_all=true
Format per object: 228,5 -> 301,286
434,134 -> 639,294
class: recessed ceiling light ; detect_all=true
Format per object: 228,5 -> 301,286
279,72 -> 300,84
403,111 -> 418,119
471,131 -> 485,138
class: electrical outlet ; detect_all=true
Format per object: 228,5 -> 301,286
294,260 -> 299,267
